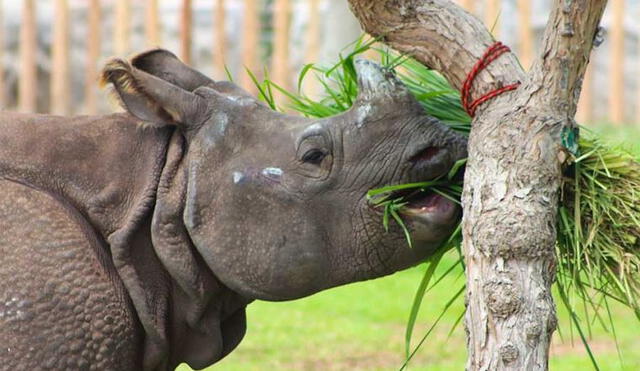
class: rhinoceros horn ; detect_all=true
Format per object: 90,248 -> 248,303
354,59 -> 416,104
352,59 -> 422,126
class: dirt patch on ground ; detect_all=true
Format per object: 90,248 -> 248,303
289,351 -> 402,371
550,337 -> 616,356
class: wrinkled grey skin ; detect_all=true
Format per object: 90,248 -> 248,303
0,49 -> 467,370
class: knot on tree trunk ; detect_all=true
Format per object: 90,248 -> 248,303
499,342 -> 519,364
483,278 -> 522,318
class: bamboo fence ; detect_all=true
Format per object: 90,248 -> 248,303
1,0 -> 636,125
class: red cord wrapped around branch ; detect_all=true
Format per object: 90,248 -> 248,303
461,42 -> 521,117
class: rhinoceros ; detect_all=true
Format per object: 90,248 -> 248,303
0,49 -> 466,370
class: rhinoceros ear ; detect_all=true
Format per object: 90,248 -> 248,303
131,49 -> 215,92
131,48 -> 260,104
101,58 -> 208,130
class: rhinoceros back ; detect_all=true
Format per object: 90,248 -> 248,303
0,179 -> 141,369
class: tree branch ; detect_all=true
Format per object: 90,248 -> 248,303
528,1 -> 607,117
347,0 -> 524,111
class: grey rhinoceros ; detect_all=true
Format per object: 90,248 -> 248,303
0,49 -> 466,370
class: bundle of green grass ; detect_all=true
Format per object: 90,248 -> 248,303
255,40 -> 640,361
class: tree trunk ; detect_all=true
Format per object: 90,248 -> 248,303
346,0 -> 607,369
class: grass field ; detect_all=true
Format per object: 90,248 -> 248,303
178,124 -> 640,371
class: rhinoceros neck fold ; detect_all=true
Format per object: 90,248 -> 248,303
149,132 -> 251,370
114,130 -> 251,370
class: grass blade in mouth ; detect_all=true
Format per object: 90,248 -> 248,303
367,175 -> 463,247
366,180 -> 449,199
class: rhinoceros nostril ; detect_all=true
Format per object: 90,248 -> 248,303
408,146 -> 442,164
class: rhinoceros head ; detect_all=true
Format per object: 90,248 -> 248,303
102,50 -> 467,301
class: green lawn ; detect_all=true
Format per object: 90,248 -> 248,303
589,124 -> 640,155
178,124 -> 640,371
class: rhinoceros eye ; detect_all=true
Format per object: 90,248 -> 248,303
297,126 -> 333,178
301,149 -> 327,165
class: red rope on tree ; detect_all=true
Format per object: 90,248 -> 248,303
461,42 -> 521,117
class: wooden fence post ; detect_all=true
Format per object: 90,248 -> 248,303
180,0 -> 192,65
85,0 -> 101,114
306,0 -> 320,63
610,0 -> 625,124
517,0 -> 533,70
146,0 -> 161,47
214,0 -> 227,78
638,35 -> 640,124
0,0 -> 5,107
271,0 -> 291,94
19,0 -> 37,113
303,0 -> 320,97
51,0 -> 70,115
114,0 -> 130,56
460,0 -> 474,13
240,0 -> 260,93
484,0 -> 500,36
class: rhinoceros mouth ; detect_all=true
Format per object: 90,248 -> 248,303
400,190 -> 458,226
379,187 -> 458,226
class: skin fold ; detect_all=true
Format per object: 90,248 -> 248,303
0,49 -> 467,370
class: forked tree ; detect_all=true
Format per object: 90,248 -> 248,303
347,0 -> 608,369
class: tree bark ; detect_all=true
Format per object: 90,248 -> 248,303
346,0 -> 607,369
